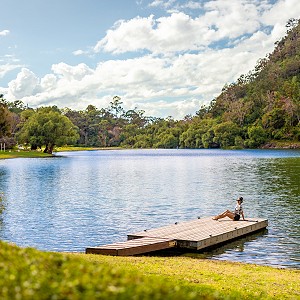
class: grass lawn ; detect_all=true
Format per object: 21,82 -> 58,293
0,241 -> 299,299
0,150 -> 53,159
54,146 -> 122,152
0,146 -> 113,159
0,146 -> 112,159
54,146 -> 103,152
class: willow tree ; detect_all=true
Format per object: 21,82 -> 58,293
18,107 -> 79,154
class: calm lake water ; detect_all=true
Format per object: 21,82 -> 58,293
0,149 -> 299,269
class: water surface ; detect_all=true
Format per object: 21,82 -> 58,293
0,149 -> 299,269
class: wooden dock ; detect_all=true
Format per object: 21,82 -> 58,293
86,217 -> 268,256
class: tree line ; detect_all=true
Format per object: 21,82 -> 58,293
0,19 -> 300,153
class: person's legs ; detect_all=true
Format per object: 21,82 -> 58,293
213,210 -> 235,220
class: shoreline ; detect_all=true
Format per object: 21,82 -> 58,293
261,141 -> 300,149
1,142 -> 300,160
1,240 -> 299,299
5,239 -> 299,271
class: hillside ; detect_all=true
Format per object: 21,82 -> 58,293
201,18 -> 300,148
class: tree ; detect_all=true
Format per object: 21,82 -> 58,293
180,118 -> 216,148
0,98 -> 17,149
17,107 -> 79,154
109,96 -> 125,120
124,109 -> 147,128
213,121 -> 242,148
0,103 -> 12,138
245,124 -> 268,148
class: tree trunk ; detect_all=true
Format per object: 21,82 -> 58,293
48,144 -> 54,154
44,143 -> 54,154
84,132 -> 88,146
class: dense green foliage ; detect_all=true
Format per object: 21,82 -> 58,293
1,20 -> 300,150
0,241 -> 299,300
17,107 -> 79,154
204,19 -> 300,148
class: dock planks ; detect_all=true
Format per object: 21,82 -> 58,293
86,217 -> 268,255
86,237 -> 176,256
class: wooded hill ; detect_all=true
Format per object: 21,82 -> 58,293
0,19 -> 300,152
203,18 -> 300,148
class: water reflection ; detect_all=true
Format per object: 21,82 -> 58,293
0,149 -> 299,269
0,169 -> 7,231
0,192 -> 5,226
253,157 -> 300,268
183,229 -> 268,258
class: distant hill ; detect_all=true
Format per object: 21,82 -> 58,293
201,18 -> 300,148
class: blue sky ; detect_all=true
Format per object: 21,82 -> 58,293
1,0 -> 300,119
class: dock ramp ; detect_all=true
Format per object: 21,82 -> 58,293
86,237 -> 176,256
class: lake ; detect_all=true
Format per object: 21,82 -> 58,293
0,149 -> 299,269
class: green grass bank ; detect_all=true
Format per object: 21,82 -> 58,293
0,150 -> 52,159
0,146 -> 122,159
0,241 -> 299,300
0,147 -> 98,159
1,142 -> 300,160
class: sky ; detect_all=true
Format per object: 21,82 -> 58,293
1,0 -> 300,119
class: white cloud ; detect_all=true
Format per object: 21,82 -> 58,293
0,63 -> 22,79
148,0 -> 202,11
149,0 -> 175,9
2,0 -> 300,119
94,15 -> 155,53
261,0 -> 300,41
4,31 -> 270,117
72,49 -> 85,56
0,30 -> 10,37
95,12 -> 215,54
263,0 -> 300,26
202,0 -> 262,39
51,62 -> 94,81
94,1 -> 271,55
182,1 -> 202,10
40,74 -> 57,91
7,68 -> 39,99
149,0 -> 163,7
140,98 -> 204,119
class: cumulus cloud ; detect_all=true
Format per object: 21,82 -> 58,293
94,1 -> 274,55
52,62 -> 94,81
94,12 -> 213,54
93,12 -> 219,54
2,0 -> 300,119
263,0 -> 300,26
0,29 -> 10,37
94,15 -> 155,53
7,68 -> 39,99
40,74 -> 57,91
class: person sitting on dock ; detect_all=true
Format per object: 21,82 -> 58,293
212,197 -> 245,221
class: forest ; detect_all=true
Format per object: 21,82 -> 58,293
0,19 -> 300,153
